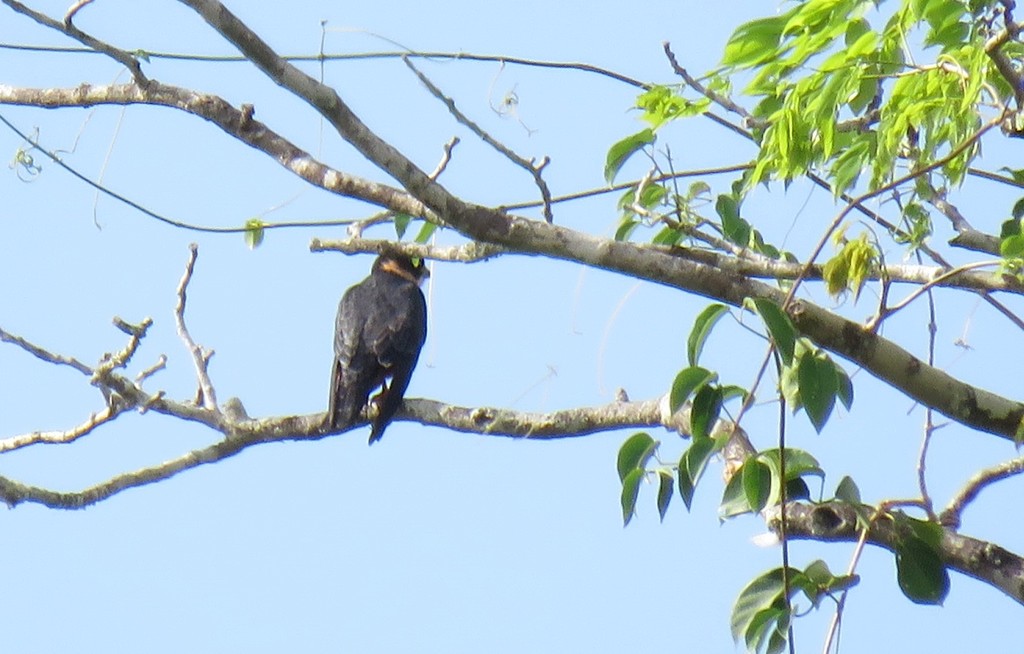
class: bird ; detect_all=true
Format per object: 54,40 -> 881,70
327,252 -> 429,444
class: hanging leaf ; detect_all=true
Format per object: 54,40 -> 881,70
742,459 -> 773,513
797,352 -> 838,432
604,128 -> 655,183
656,470 -> 674,521
621,468 -> 645,527
678,436 -> 718,510
394,213 -> 412,239
688,303 -> 729,366
690,384 -> 724,440
745,297 -> 797,366
616,432 -> 657,482
414,220 -> 438,244
669,366 -> 716,414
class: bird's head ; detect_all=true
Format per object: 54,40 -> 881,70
375,253 -> 430,285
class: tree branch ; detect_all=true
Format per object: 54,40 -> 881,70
0,82 -> 429,219
174,244 -> 218,410
403,57 -> 555,222
766,501 -> 1024,606
1,0 -> 148,85
0,396 -> 667,509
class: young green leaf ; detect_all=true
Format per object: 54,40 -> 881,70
616,432 -> 657,482
688,303 -> 729,366
656,470 -> 674,521
414,220 -> 438,244
393,213 -> 412,239
717,194 -> 752,246
244,218 -> 265,249
604,128 -> 655,183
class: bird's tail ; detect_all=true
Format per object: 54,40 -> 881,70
327,362 -> 365,431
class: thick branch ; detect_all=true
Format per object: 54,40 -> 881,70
176,0 -> 512,241
313,237 -> 1023,295
766,502 -> 1024,606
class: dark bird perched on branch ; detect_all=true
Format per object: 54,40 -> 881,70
327,253 -> 429,444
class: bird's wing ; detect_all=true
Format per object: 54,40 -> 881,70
367,284 -> 427,443
328,278 -> 383,430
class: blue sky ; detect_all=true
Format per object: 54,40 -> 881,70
1,1 -> 1022,652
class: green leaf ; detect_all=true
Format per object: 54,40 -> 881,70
614,219 -> 638,242
1012,199 -> 1024,221
797,353 -> 837,432
656,470 -> 674,522
720,469 -> 752,519
690,384 -> 723,440
393,213 -> 412,239
244,218 -> 265,249
835,365 -> 854,410
717,194 -> 752,246
743,459 -> 773,513
835,475 -> 861,504
616,432 -> 657,482
731,567 -> 795,643
604,128 -> 655,183
802,559 -> 860,605
1001,234 -> 1024,258
620,468 -> 644,527
688,304 -> 729,366
721,12 -> 794,68
895,532 -> 949,604
745,298 -> 796,366
414,220 -> 438,244
678,436 -> 718,510
669,366 -> 716,414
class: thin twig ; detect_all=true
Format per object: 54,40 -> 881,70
174,244 -> 218,410
0,326 -> 93,375
63,0 -> 95,24
0,403 -> 129,453
402,55 -> 555,222
2,0 -> 148,85
135,355 -> 167,384
347,136 -> 459,238
941,455 -> 1024,528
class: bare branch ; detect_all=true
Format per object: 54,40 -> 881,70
403,56 -> 555,222
662,42 -> 758,125
0,397 -> 665,509
2,0 -> 148,85
0,82 -> 429,220
64,0 -> 95,24
0,402 -> 129,453
0,326 -> 93,375
940,456 -> 1024,528
174,244 -> 218,410
135,355 -> 167,385
311,237 -> 505,262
